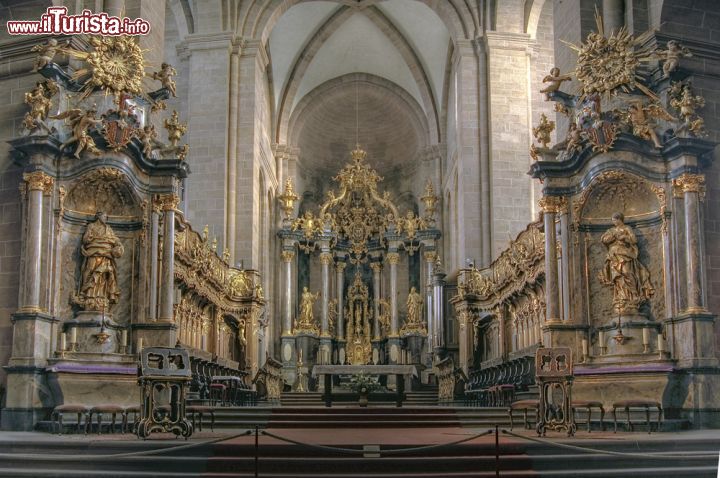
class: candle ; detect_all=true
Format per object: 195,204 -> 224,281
121,329 -> 128,347
598,330 -> 605,347
642,327 -> 650,346
60,332 -> 67,352
137,337 -> 143,352
657,334 -> 665,352
70,327 -> 77,345
581,338 -> 588,357
298,348 -> 302,362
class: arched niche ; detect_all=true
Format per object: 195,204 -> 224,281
575,170 -> 667,326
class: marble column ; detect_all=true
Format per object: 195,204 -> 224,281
21,172 -> 53,312
559,205 -> 571,321
158,193 -> 179,323
540,197 -> 563,322
319,252 -> 332,338
675,174 -> 707,313
423,250 -> 436,352
148,200 -> 161,321
281,250 -> 295,335
335,261 -> 346,340
433,265 -> 446,352
371,262 -> 382,339
387,252 -> 400,336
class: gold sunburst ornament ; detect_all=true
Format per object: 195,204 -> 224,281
564,8 -> 656,101
62,36 -> 146,99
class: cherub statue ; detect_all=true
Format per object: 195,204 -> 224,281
540,67 -> 572,99
152,62 -> 177,97
31,38 -> 68,71
399,210 -> 427,239
50,107 -> 102,158
327,298 -> 338,336
164,110 -> 187,147
656,40 -> 692,79
377,298 -> 391,336
532,113 -> 555,148
562,121 -> 585,158
625,100 -> 675,148
177,143 -> 190,161
137,124 -> 159,158
22,81 -> 57,134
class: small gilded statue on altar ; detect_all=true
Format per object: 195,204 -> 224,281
401,286 -> 426,334
73,211 -> 125,311
599,213 -> 654,315
295,286 -> 320,333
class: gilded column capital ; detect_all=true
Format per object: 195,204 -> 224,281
370,262 -> 382,273
423,251 -> 438,263
281,250 -> 295,263
156,193 -> 180,211
335,261 -> 347,272
673,173 -> 706,199
319,252 -> 333,265
23,171 -> 54,193
538,195 -> 567,214
387,252 -> 400,265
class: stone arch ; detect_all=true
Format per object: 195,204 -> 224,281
275,4 -> 440,145
288,72 -> 431,153
524,0 -> 547,39
238,0 -> 475,45
167,0 -> 194,37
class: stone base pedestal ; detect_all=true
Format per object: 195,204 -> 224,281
669,313 -> 718,368
405,334 -> 425,365
132,322 -> 177,353
296,334 -> 318,367
600,315 -> 655,356
280,336 -> 297,385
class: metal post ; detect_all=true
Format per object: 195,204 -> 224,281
254,425 -> 259,478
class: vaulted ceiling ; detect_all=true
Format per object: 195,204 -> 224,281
268,0 -> 451,177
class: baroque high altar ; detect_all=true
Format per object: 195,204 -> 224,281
277,146 -> 443,384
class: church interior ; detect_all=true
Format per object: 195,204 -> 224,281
0,0 -> 719,476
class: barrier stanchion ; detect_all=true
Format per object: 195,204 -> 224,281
495,424 -> 500,477
254,425 -> 259,478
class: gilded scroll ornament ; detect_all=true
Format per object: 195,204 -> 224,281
533,113 -> 555,148
278,178 -> 299,220
673,173 -> 705,199
73,211 -> 124,311
598,213 -> 654,315
23,171 -> 54,192
164,110 -> 187,148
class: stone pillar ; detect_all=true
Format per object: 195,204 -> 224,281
675,174 -> 708,313
456,307 -> 474,375
387,251 -> 400,365
423,250 -> 436,355
370,261 -> 382,339
158,193 -> 179,323
148,199 -> 161,321
20,172 -> 53,312
540,196 -> 563,323
335,260 -> 346,340
603,0 -> 625,33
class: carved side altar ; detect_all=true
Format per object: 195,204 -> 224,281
2,37 -> 263,430
277,147 -> 442,388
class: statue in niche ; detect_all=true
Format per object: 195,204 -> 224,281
599,212 -> 655,314
401,287 -> 426,335
73,211 -> 124,311
295,287 -> 319,333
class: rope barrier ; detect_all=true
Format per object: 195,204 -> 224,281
0,429 -> 253,461
500,429 -> 718,460
259,429 -> 494,456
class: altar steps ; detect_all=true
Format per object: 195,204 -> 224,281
0,433 -> 715,477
